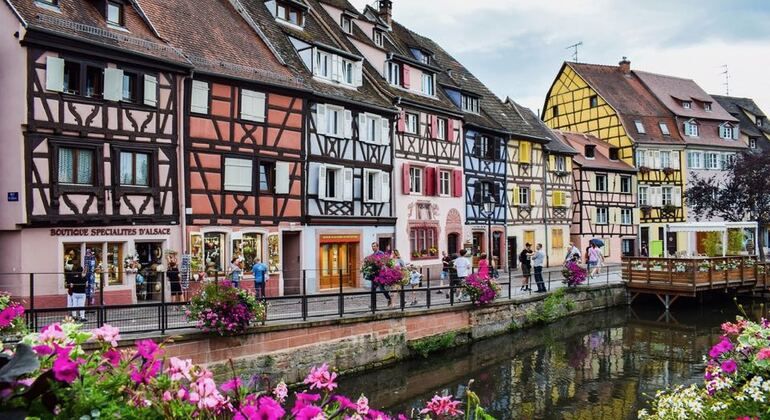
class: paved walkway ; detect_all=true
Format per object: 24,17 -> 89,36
27,267 -> 624,337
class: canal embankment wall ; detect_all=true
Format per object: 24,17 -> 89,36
150,283 -> 627,383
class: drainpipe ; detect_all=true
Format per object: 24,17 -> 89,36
542,149 -> 551,266
179,70 -> 193,254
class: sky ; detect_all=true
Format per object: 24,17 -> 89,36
349,0 -> 770,115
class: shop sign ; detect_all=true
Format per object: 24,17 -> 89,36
319,234 -> 360,243
7,192 -> 18,202
50,227 -> 172,237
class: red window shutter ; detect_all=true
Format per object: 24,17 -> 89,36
447,118 -> 455,142
425,167 -> 436,196
402,65 -> 411,89
402,163 -> 411,195
398,111 -> 405,132
435,168 -> 442,195
452,169 -> 463,197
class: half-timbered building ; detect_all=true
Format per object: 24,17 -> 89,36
138,0 -> 308,296
0,0 -> 190,305
326,0 -> 466,273
238,0 -> 398,293
543,59 -> 687,257
503,100 -> 576,267
558,131 -> 638,263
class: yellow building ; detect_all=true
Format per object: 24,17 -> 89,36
542,59 -> 686,256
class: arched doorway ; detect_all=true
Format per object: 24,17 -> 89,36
447,233 -> 459,255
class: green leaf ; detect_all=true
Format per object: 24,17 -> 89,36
0,344 -> 40,383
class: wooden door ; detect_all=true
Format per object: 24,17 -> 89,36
319,243 -> 358,289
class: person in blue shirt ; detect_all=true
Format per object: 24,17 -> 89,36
252,258 -> 268,299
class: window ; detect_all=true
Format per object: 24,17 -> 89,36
318,165 -> 351,201
662,186 -> 673,206
552,228 -> 564,249
704,102 -> 712,111
275,1 -> 304,26
37,0 -> 58,5
687,151 -> 703,169
363,114 -> 380,143
224,157 -> 252,192
232,233 -> 263,273
585,145 -> 596,159
636,150 -> 647,167
705,152 -> 719,170
620,176 -> 631,193
595,207 -> 609,225
107,2 -> 123,26
519,141 -> 531,164
757,117 -> 764,128
259,162 -> 274,192
436,118 -> 447,140
373,29 -> 384,47
240,89 -> 266,122
410,227 -> 437,258
682,101 -> 692,109
63,60 -> 80,95
638,186 -> 648,206
363,169 -> 388,202
387,62 -> 401,86
477,181 -> 493,204
326,105 -> 344,137
119,151 -> 150,187
685,120 -> 699,137
46,59 -> 105,99
315,50 -> 330,78
552,191 -> 566,207
85,66 -> 103,98
634,120 -> 645,134
750,138 -> 757,149
595,174 -> 607,192
121,72 -> 138,103
63,242 -> 124,286
58,148 -> 93,185
421,73 -> 434,96
341,59 -> 354,85
191,80 -> 209,114
462,95 -> 480,113
475,135 -> 489,159
609,148 -> 619,161
660,151 -> 671,169
659,122 -> 670,135
721,153 -> 735,170
621,208 -> 633,225
719,124 -> 735,139
203,232 -> 225,273
439,170 -> 451,196
405,113 -> 418,134
518,186 -> 530,206
340,15 -> 352,33
552,105 -> 559,117
589,95 -> 598,108
409,166 -> 423,194
554,155 -> 566,172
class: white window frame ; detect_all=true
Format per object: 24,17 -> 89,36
315,50 -> 330,78
688,151 -> 703,169
595,174 -> 607,192
621,208 -> 633,225
405,113 -> 418,134
683,101 -> 692,109
326,104 -> 344,137
662,186 -> 673,206
436,118 -> 447,140
750,138 -> 757,149
106,1 -> 122,26
634,120 -> 645,134
685,120 -> 699,137
363,169 -> 389,203
636,150 -> 647,167
318,164 -> 351,202
720,124 -> 734,140
554,155 -> 566,172
439,169 -> 451,196
660,150 -> 671,169
421,73 -> 434,96
224,157 -> 253,192
519,186 -> 530,206
595,207 -> 609,225
340,15 -> 352,33
387,62 -> 401,86
620,176 -> 631,193
409,166 -> 423,195
704,103 -> 712,111
706,152 -> 719,170
638,186 -> 648,206
462,95 -> 479,113
373,29 -> 383,47
659,122 -> 670,135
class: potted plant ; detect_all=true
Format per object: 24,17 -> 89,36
662,167 -> 676,176
561,261 -> 587,287
428,247 -> 438,256
186,281 -> 265,335
639,166 -> 651,175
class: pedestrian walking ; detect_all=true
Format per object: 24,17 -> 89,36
565,242 -> 581,263
408,265 -> 421,306
587,243 -> 604,280
167,262 -> 182,304
439,251 -> 451,294
252,258 -> 269,299
532,243 -> 546,293
84,249 -> 96,306
478,253 -> 490,279
64,260 -> 74,312
228,257 -> 242,288
67,263 -> 87,321
369,242 -> 392,308
453,249 -> 471,301
519,243 -> 533,291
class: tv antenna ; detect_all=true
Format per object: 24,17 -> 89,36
721,64 -> 730,95
566,41 -> 583,62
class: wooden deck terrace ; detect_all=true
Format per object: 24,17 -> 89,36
621,256 -> 770,309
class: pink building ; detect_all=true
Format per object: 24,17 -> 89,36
557,131 -> 639,263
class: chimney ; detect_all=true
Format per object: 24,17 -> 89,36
378,0 -> 393,26
619,56 -> 631,74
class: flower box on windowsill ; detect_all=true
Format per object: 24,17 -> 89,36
639,166 -> 651,175
553,170 -> 569,177
662,167 -> 676,176
412,254 -> 438,261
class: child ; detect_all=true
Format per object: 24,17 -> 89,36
408,265 -> 422,306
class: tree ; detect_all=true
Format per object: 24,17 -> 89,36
686,152 -> 770,261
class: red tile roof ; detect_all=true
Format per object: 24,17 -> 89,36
557,131 -> 636,172
634,70 -> 737,122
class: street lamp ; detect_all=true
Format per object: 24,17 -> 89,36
483,198 -> 495,265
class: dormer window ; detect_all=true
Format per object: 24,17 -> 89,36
410,48 -> 432,65
634,120 -> 645,134
386,61 -> 401,86
704,102 -> 712,111
585,145 -> 596,159
462,95 -> 480,113
757,117 -> 764,127
275,1 -> 305,27
609,147 -> 619,161
682,101 -> 692,109
373,29 -> 384,47
313,49 -> 361,87
684,119 -> 699,137
719,123 -> 737,140
107,1 -> 123,26
36,0 -> 58,6
340,15 -> 352,33
659,122 -> 670,136
750,138 -> 757,149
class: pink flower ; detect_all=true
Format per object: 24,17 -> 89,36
273,381 -> 288,403
221,377 -> 242,393
103,348 -> 121,367
91,324 -> 121,347
303,363 -> 338,392
721,359 -> 738,374
0,307 -> 18,328
167,357 -> 193,381
251,396 -> 285,420
52,349 -> 80,384
135,339 -> 163,360
189,376 -> 227,410
32,344 -> 55,356
293,405 -> 323,420
162,391 -> 173,402
367,409 -> 390,419
721,322 -> 743,335
420,395 -> 463,417
39,324 -> 67,344
129,360 -> 162,385
333,395 -> 356,410
757,348 -> 770,361
356,395 -> 370,415
709,337 -> 734,359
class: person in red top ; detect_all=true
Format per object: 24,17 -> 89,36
477,253 -> 490,279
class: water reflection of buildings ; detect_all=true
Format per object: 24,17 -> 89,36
337,304 -> 744,419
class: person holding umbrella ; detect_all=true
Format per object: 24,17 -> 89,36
587,239 -> 604,280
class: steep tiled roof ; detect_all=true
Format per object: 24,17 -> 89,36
5,0 -> 189,65
635,70 -> 737,122
317,0 -> 360,15
505,100 -> 576,154
712,95 -> 769,138
558,131 -> 636,172
566,62 -> 685,146
137,0 -> 299,86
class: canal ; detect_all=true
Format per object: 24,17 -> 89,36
336,298 -> 764,419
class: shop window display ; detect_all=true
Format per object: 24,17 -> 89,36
267,233 -> 280,274
62,242 -> 125,286
204,233 -> 225,274
232,233 -> 263,273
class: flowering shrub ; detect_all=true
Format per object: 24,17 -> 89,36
640,315 -> 770,419
362,253 -> 408,287
561,261 -> 587,287
0,292 -> 26,340
0,322 -> 492,419
463,273 -> 500,306
186,281 -> 265,335
375,266 -> 409,287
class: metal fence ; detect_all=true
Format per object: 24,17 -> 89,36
6,264 -> 623,337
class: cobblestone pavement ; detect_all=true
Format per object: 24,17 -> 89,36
27,266 -> 623,336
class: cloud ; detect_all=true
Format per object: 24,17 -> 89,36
349,0 -> 770,113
